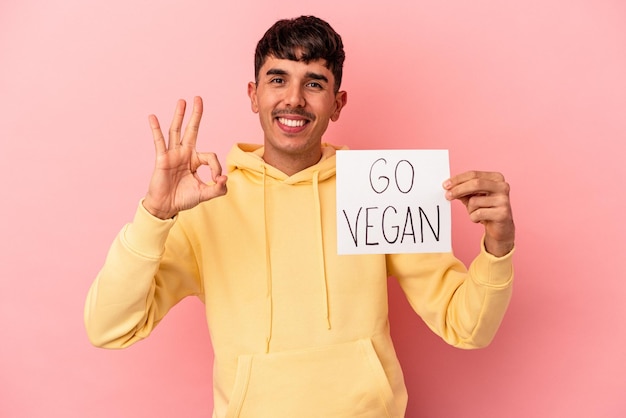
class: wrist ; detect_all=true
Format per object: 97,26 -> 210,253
142,198 -> 177,220
484,237 -> 515,257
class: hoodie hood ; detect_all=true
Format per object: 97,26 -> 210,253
226,142 -> 344,185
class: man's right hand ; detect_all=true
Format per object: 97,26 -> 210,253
143,96 -> 228,220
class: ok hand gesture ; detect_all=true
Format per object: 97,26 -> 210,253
143,96 -> 228,219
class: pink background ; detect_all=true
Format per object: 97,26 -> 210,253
1,0 -> 625,417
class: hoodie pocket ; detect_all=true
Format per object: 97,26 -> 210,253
224,339 -> 397,418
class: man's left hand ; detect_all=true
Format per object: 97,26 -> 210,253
443,171 -> 515,257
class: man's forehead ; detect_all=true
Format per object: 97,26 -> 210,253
260,56 -> 331,75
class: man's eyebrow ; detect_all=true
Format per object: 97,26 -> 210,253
265,68 -> 329,83
266,68 -> 288,76
306,72 -> 329,83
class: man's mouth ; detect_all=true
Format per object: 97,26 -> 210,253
277,117 -> 307,128
272,108 -> 315,129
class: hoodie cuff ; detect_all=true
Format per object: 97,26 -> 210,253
469,236 -> 515,287
120,200 -> 177,258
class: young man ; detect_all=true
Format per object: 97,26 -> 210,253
85,16 -> 515,418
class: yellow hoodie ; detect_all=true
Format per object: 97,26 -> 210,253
85,143 -> 513,418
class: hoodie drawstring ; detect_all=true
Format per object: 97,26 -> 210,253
312,171 -> 332,330
262,166 -> 274,353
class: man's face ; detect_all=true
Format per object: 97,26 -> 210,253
248,56 -> 347,172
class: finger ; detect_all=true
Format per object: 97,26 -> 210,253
444,171 -> 504,190
198,176 -> 228,202
465,194 -> 509,216
468,205 -> 513,225
196,152 -> 223,182
192,151 -> 227,201
148,114 -> 167,155
446,176 -> 509,201
181,96 -> 203,148
168,99 -> 187,149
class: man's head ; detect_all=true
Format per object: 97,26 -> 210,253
248,16 -> 348,174
254,16 -> 345,93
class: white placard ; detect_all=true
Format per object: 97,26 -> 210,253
336,150 -> 451,254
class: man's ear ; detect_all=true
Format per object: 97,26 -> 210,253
247,82 -> 259,113
331,90 -> 348,122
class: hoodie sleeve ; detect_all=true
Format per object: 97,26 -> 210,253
387,239 -> 513,349
84,202 -> 203,348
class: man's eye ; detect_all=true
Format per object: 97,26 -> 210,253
270,78 -> 284,84
307,82 -> 322,89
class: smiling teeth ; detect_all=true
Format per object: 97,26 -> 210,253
278,118 -> 306,127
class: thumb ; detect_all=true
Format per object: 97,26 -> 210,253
197,174 -> 228,202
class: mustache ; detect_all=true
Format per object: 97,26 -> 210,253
272,108 -> 316,121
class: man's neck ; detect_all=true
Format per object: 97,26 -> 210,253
262,148 -> 323,176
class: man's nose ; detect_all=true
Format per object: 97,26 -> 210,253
283,84 -> 306,108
